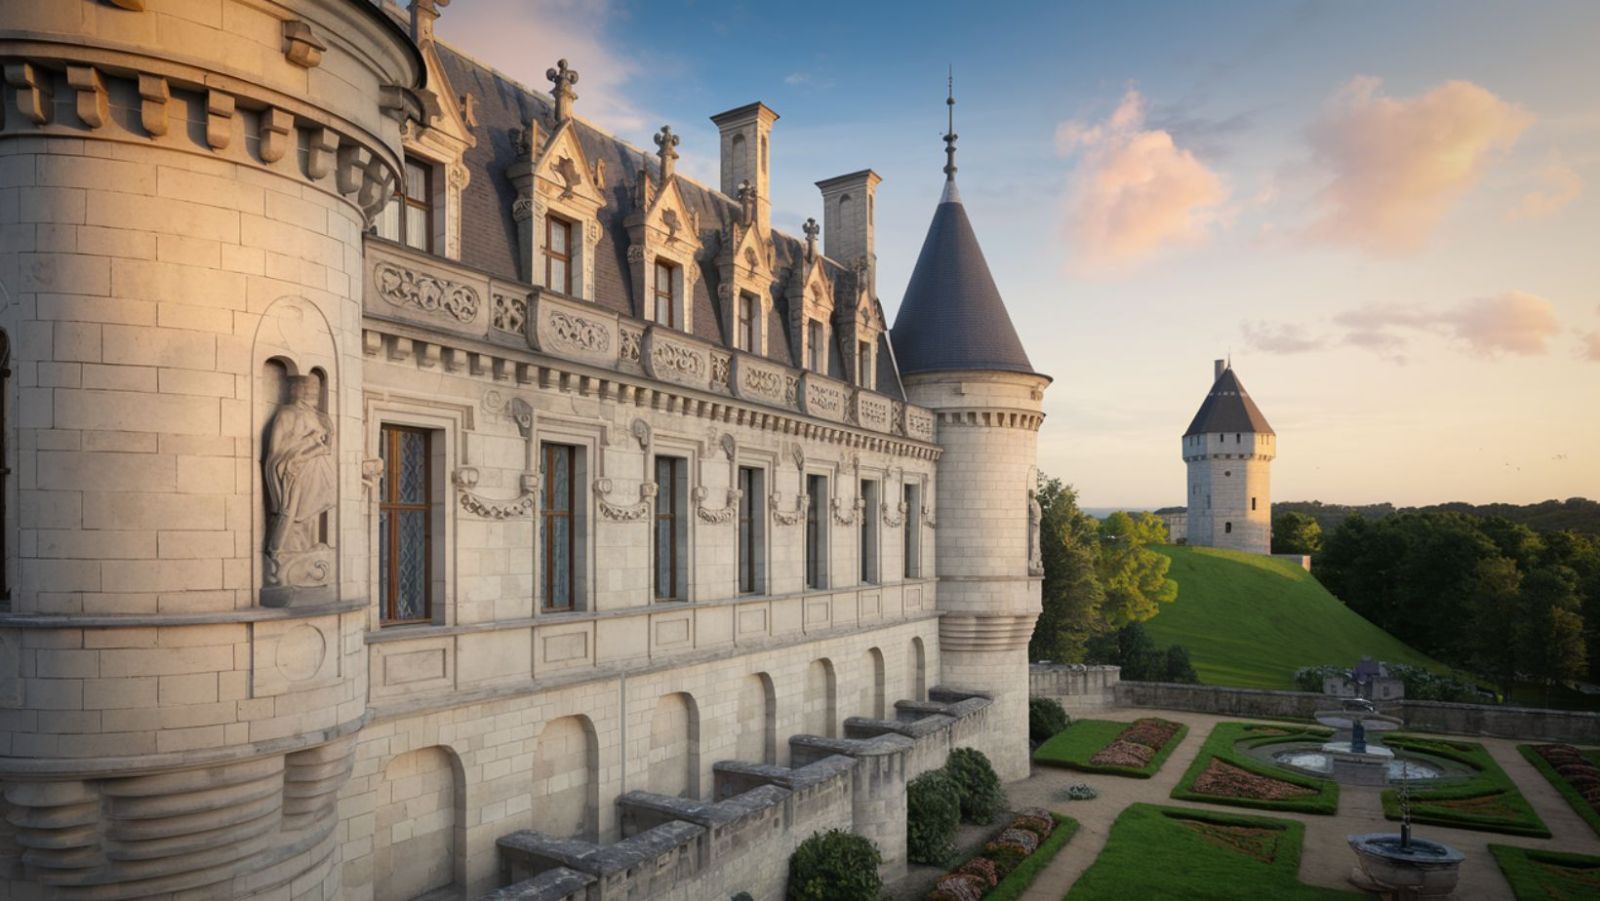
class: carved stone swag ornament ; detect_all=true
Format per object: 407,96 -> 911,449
262,375 -> 337,606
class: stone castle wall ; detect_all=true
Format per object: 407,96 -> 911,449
1183,430 -> 1272,554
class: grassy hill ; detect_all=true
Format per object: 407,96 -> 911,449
1141,545 -> 1450,690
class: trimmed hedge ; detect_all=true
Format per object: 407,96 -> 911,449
907,769 -> 961,865
787,829 -> 882,901
1029,697 -> 1070,744
947,747 -> 1007,825
1518,744 -> 1600,839
1033,718 -> 1189,778
1379,736 -> 1549,838
1489,843 -> 1600,900
1169,722 -> 1340,815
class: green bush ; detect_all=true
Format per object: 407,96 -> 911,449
1029,697 -> 1071,743
947,747 -> 1007,824
786,829 -> 882,901
906,769 -> 961,864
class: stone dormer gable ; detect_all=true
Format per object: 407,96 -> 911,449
786,220 -> 836,376
833,268 -> 885,390
625,133 -> 705,330
507,109 -> 609,299
715,190 -> 777,356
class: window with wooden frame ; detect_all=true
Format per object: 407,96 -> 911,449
541,443 -> 578,611
653,259 -> 677,328
376,156 -> 435,251
805,474 -> 826,590
653,456 -> 686,600
807,320 -> 824,373
737,466 -> 763,594
378,425 -> 433,624
737,292 -> 757,352
0,330 -> 9,606
545,215 -> 573,295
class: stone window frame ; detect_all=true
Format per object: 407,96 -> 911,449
901,479 -> 921,580
735,446 -> 779,598
376,424 -> 436,625
858,473 -> 882,586
363,399 -> 462,630
716,224 -> 774,357
648,431 -> 701,604
806,318 -> 826,374
544,213 -> 576,296
627,179 -> 702,334
651,257 -> 681,329
533,189 -> 604,302
804,467 -> 832,591
652,453 -> 688,602
531,416 -> 601,617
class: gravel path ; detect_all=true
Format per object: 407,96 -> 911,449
990,707 -> 1600,900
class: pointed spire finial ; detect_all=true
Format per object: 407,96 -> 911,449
654,124 -> 680,181
546,59 -> 579,123
803,217 -> 820,262
943,66 -> 958,183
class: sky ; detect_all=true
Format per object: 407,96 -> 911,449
433,0 -> 1600,509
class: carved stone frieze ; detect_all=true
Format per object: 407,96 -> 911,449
801,374 -> 847,422
856,392 -> 892,432
374,261 -> 481,322
832,495 -> 865,527
642,330 -> 709,388
456,468 -> 538,519
529,290 -> 617,366
905,406 -> 935,441
731,355 -> 788,408
693,486 -> 743,524
619,327 -> 643,363
492,291 -> 528,333
772,491 -> 809,526
882,501 -> 906,528
596,478 -> 656,521
710,353 -> 731,392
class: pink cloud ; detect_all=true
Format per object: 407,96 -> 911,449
1249,291 -> 1562,363
1057,90 -> 1227,272
1444,291 -> 1559,355
1508,158 -> 1584,220
1305,77 -> 1531,253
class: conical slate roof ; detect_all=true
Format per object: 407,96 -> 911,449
889,182 -> 1034,376
1183,366 -> 1275,436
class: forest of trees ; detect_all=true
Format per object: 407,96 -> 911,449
1314,511 -> 1600,697
1275,497 -> 1600,537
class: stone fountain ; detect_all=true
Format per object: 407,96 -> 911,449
1348,764 -> 1465,898
1313,697 -> 1405,786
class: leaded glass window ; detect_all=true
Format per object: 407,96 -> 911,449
379,425 -> 432,624
805,474 -> 825,590
546,215 -> 573,294
654,456 -> 685,601
542,443 -> 576,611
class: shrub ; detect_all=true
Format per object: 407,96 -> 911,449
786,829 -> 882,901
906,770 -> 961,865
983,843 -> 1027,878
1163,645 -> 1199,683
731,894 -> 754,901
946,747 -> 1007,824
1066,783 -> 1098,800
1029,697 -> 1070,743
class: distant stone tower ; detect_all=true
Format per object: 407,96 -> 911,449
891,86 -> 1049,782
1182,360 -> 1275,554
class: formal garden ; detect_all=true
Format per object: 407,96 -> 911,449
1033,716 -> 1188,778
1170,721 -> 1342,815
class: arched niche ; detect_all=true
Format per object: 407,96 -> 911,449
373,745 -> 463,901
647,692 -> 700,799
534,715 -> 599,841
737,673 -> 777,765
804,658 -> 837,738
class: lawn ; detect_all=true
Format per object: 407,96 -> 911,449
1518,744 -> 1600,838
1489,844 -> 1600,900
1033,718 -> 1189,778
1066,803 -> 1363,900
1170,722 -> 1340,815
1379,735 -> 1549,838
1142,545 -> 1450,690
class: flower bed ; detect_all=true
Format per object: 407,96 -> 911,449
1379,735 -> 1549,838
927,810 -> 1079,901
1489,844 -> 1600,900
1519,743 -> 1600,839
1170,722 -> 1339,815
1033,717 -> 1189,778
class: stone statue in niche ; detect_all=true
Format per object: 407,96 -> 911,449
263,375 -> 337,605
1027,491 -> 1044,576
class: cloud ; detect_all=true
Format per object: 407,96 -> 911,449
1583,332 -> 1600,362
1304,77 -> 1531,253
438,0 -> 651,138
1057,89 -> 1227,271
1508,158 -> 1584,220
1248,291 -> 1562,363
782,71 -> 833,90
1241,321 -> 1323,354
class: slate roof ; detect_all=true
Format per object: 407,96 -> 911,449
888,182 -> 1034,376
1182,366 -> 1275,436
432,42 -> 906,401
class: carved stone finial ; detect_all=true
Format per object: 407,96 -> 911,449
410,0 -> 451,44
546,58 -> 580,123
803,217 -> 820,262
654,125 -> 681,181
461,91 -> 479,127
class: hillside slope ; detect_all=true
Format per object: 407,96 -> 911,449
1142,545 -> 1449,690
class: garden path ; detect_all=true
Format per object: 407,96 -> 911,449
1006,707 -> 1600,900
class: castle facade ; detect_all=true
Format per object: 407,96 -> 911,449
0,2 -> 1047,899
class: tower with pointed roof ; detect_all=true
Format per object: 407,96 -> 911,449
890,82 -> 1050,781
1182,359 -> 1276,554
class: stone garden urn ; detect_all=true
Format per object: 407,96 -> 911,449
1347,832 -> 1465,898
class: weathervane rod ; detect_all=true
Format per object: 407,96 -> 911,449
943,66 -> 958,182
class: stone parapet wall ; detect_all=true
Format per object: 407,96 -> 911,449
1029,663 -> 1121,710
1115,680 -> 1600,744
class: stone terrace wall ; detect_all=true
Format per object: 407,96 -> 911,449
1029,663 -> 1121,711
1115,680 -> 1600,744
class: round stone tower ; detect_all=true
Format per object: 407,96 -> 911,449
0,2 -> 420,897
1181,359 -> 1275,554
889,91 -> 1049,782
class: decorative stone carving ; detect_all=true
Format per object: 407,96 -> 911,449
260,108 -> 294,164
732,355 -> 788,407
1028,490 -> 1044,576
883,501 -> 905,528
548,309 -> 610,353
492,291 -> 528,333
801,374 -> 847,422
596,479 -> 656,521
65,65 -> 108,129
508,397 -> 534,438
206,90 -> 235,150
547,58 -> 579,123
772,492 -> 809,526
512,196 -> 536,222
361,457 -> 384,491
643,330 -> 709,388
282,19 -> 327,68
4,62 -> 51,126
619,327 -> 642,363
906,406 -> 935,441
530,292 -> 617,365
832,495 -> 864,527
790,443 -> 806,471
630,418 -> 652,451
456,468 -> 538,519
711,353 -> 731,391
262,376 -> 336,605
375,261 -> 481,322
137,73 -> 169,136
693,486 -> 742,524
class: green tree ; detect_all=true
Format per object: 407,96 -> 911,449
1465,555 -> 1523,695
1029,475 -> 1107,662
1518,565 -> 1588,700
1097,511 -> 1178,628
1271,511 -> 1323,555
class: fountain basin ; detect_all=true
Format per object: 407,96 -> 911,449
1348,833 -> 1464,897
1256,741 -> 1459,784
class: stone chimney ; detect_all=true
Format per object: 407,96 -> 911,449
710,102 -> 779,236
1214,358 -> 1226,381
816,169 -> 881,297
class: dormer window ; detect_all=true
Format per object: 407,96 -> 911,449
654,260 -> 678,328
856,340 -> 873,389
737,292 -> 758,352
377,155 -> 435,252
545,215 -> 574,295
807,319 -> 824,373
